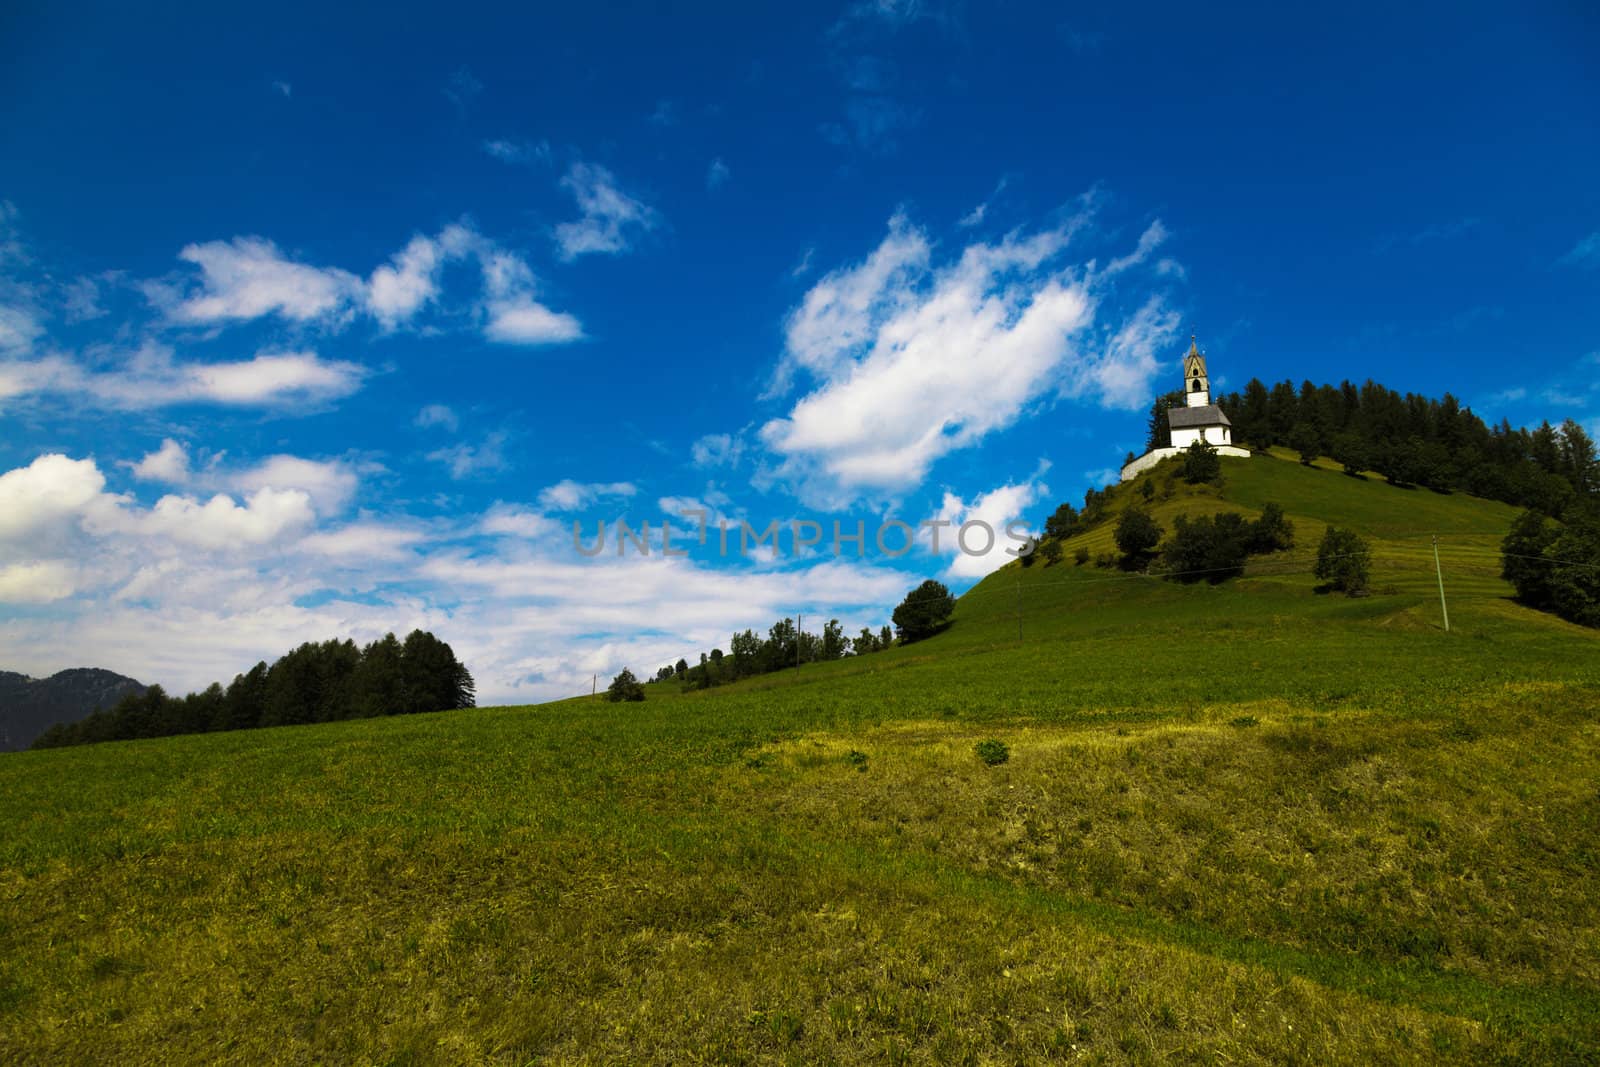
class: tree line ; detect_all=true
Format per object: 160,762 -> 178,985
610,616 -> 896,700
608,584 -> 962,702
1144,376 -> 1597,517
33,631 -> 476,748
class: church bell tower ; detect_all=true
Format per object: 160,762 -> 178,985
1183,335 -> 1211,408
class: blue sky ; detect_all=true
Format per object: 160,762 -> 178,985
1,1 -> 1596,702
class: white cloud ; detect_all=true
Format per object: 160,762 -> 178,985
936,478 -> 1044,579
272,80 -> 292,98
691,432 -> 744,468
479,503 -> 562,540
415,403 -> 459,431
779,210 -> 930,383
0,305 -> 43,354
297,522 -> 426,561
427,433 -> 509,480
480,250 -> 584,345
187,350 -> 368,406
1104,220 -> 1169,275
131,438 -> 191,483
1559,232 -> 1600,270
0,454 -> 108,541
537,478 -> 638,511
168,237 -> 363,324
367,233 -> 447,327
0,449 -> 922,706
553,163 -> 660,260
482,138 -> 550,165
228,455 -> 358,514
759,208 -> 1179,504
115,488 -> 316,549
706,158 -> 731,190
0,561 -> 77,604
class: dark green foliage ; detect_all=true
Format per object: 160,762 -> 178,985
1315,528 -> 1372,595
606,669 -> 645,702
1219,378 -> 1597,516
1114,508 -> 1162,569
893,580 -> 956,643
1160,513 -> 1251,583
1502,511 -> 1560,610
1019,537 -> 1039,566
1180,441 -> 1222,484
974,739 -> 1010,765
1246,502 -> 1296,554
1144,389 -> 1185,451
1044,502 -> 1079,540
1288,424 -> 1321,465
1546,520 -> 1600,626
32,631 -> 476,749
1503,511 -> 1600,627
1039,539 -> 1064,566
1073,546 -> 1090,566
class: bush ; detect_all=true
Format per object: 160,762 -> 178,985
606,668 -> 645,702
1161,513 -> 1250,583
1039,539 -> 1064,566
1074,546 -> 1090,566
892,579 -> 956,643
1545,518 -> 1600,627
1180,441 -> 1222,484
1288,425 -> 1321,465
974,739 -> 1010,765
1043,503 -> 1079,540
1094,552 -> 1118,569
1114,507 -> 1162,569
1246,502 -> 1296,554
1315,527 -> 1372,595
1501,510 -> 1559,610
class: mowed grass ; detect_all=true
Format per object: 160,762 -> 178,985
3,454 -> 1600,1064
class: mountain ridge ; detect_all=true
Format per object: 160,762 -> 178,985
0,668 -> 146,752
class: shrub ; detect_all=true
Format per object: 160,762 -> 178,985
1315,527 -> 1372,595
1247,502 -> 1296,554
1501,510 -> 1559,610
1288,425 -> 1321,465
1094,552 -> 1118,569
1044,503 -> 1079,540
1039,539 -> 1064,566
1115,507 -> 1162,569
1161,513 -> 1249,583
1074,546 -> 1090,566
892,579 -> 956,643
1180,441 -> 1222,484
974,739 -> 1009,765
606,668 -> 645,702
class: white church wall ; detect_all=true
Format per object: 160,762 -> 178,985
1119,444 -> 1251,482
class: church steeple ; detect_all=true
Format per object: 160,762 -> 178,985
1183,334 -> 1211,407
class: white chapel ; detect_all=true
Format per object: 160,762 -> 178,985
1120,336 -> 1251,481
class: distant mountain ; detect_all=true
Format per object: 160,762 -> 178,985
0,669 -> 147,752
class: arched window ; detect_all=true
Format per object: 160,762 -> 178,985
1191,378 -> 1202,392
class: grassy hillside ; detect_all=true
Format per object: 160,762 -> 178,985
3,454 -> 1598,1064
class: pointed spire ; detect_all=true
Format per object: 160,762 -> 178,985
1188,332 -> 1200,358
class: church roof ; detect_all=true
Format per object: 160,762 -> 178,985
1167,404 -> 1232,429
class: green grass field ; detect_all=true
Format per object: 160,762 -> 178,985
3,454 -> 1598,1064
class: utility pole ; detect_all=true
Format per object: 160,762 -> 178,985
796,613 -> 803,669
1432,535 -> 1450,633
592,674 -> 596,697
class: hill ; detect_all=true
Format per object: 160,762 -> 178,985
0,668 -> 146,753
1,453 -> 1598,1063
